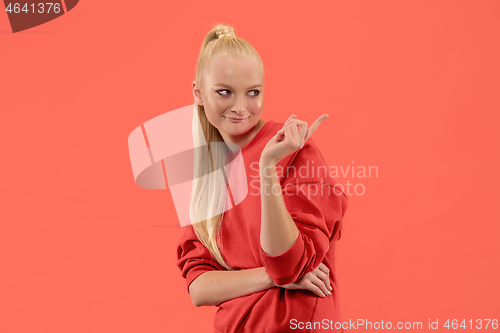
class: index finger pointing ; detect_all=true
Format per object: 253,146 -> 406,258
304,114 -> 329,142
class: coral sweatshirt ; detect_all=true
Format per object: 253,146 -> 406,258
176,120 -> 348,333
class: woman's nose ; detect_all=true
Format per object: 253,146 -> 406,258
231,109 -> 245,115
231,96 -> 246,115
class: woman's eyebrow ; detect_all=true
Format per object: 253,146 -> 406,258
214,83 -> 263,89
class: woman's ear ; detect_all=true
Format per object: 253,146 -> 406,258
192,81 -> 203,106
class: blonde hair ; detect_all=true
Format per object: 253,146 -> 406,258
190,23 -> 264,270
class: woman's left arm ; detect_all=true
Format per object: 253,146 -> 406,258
258,114 -> 333,286
259,160 -> 300,256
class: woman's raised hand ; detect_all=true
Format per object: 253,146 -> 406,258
273,262 -> 333,298
260,113 -> 329,166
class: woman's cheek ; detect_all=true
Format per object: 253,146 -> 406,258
250,99 -> 264,112
214,99 -> 230,111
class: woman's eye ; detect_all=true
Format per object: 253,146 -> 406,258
217,90 -> 231,96
216,89 -> 260,96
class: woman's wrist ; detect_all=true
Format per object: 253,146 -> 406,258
259,156 -> 277,168
259,159 -> 278,187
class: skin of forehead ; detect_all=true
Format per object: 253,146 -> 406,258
204,55 -> 264,89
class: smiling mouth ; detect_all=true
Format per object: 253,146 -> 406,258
224,116 -> 248,122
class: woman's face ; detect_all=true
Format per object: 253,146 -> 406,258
193,56 -> 264,148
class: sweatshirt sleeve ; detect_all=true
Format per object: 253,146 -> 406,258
259,180 -> 348,286
176,225 -> 226,293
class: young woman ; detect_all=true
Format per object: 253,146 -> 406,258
176,23 -> 348,333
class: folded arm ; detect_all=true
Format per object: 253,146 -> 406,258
176,227 -> 277,307
189,267 -> 275,307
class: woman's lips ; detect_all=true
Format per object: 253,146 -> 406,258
224,116 -> 248,123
